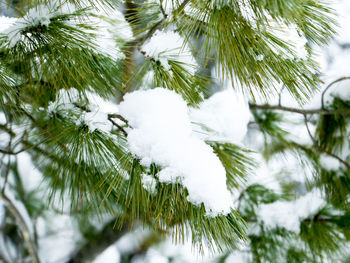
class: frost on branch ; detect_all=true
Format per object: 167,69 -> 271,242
119,88 -> 237,216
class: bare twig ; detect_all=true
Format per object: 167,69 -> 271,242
303,114 -> 317,146
321,76 -> 350,109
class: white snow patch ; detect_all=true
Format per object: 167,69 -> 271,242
87,7 -> 133,60
0,16 -> 17,33
1,4 -> 63,48
119,88 -> 233,216
257,190 -> 325,233
93,245 -> 120,263
141,30 -> 197,75
141,174 -> 157,194
319,154 -> 340,171
190,88 -> 250,144
256,54 -> 265,61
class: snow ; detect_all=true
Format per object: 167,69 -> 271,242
17,152 -> 43,191
0,3 -> 130,61
141,174 -> 157,194
93,245 -> 120,263
190,88 -> 250,144
87,7 -> 133,60
256,54 -> 265,61
93,8 -> 133,42
1,4 -> 61,48
119,88 -> 233,216
328,79 -> 350,102
141,30 -> 197,75
48,88 -> 119,133
0,16 -> 17,33
332,0 -> 350,44
116,227 -> 154,255
37,213 -> 82,262
257,190 -> 326,233
319,154 -> 341,171
225,251 -> 250,263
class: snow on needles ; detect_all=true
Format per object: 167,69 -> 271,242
119,88 -> 235,216
1,4 -> 64,48
0,3 -> 132,61
141,30 -> 198,75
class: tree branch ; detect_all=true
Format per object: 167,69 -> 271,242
108,116 -> 128,137
321,76 -> 350,109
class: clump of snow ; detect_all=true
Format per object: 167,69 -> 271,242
319,154 -> 340,171
119,88 -> 233,216
0,16 -> 17,33
141,174 -> 157,194
141,30 -> 197,75
0,3 -> 129,61
190,88 -> 250,144
257,190 -> 325,233
94,8 -> 134,42
256,54 -> 264,61
1,5 -> 61,48
87,8 -> 134,60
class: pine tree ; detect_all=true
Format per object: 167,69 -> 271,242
1,0 -> 349,262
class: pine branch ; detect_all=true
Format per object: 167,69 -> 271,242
108,113 -> 129,125
0,192 -> 40,263
108,116 -> 128,137
174,0 -> 191,15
